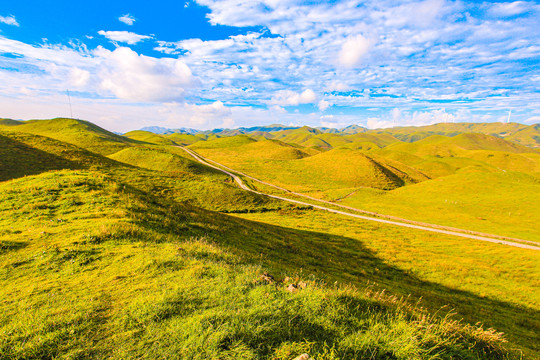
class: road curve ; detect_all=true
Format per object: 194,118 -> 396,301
178,146 -> 540,251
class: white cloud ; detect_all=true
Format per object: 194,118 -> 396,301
1,1 -> 539,130
338,35 -> 373,68
524,116 -> 540,124
96,47 -> 194,101
98,30 -> 152,45
270,105 -> 286,113
318,100 -> 330,111
0,15 -> 19,27
366,118 -> 394,129
68,68 -> 91,87
488,1 -> 533,17
326,81 -> 350,92
379,0 -> 446,28
159,101 -> 232,127
271,89 -> 317,106
119,14 -> 136,26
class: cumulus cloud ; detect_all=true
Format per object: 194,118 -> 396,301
119,14 -> 136,25
1,0 -> 539,129
98,30 -> 152,44
96,47 -> 194,101
0,15 -> 19,26
271,89 -> 317,106
338,35 -> 373,68
68,68 -> 91,87
318,100 -> 330,111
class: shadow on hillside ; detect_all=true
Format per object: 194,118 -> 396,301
190,209 -> 540,356
0,134 -> 80,181
91,175 -> 539,356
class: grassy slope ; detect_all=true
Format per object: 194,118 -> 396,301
0,118 -> 140,155
337,170 -> 540,240
1,171 -> 524,359
0,128 -> 282,214
165,133 -> 206,146
1,119 -> 539,358
507,124 -> 540,148
123,130 -> 177,146
370,123 -> 528,143
192,141 -> 426,191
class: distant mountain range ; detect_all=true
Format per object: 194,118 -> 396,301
139,124 -> 368,136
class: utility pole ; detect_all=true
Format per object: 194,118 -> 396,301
66,89 -> 73,119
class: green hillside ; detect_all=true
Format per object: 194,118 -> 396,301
190,134 -> 256,149
0,118 -> 140,155
0,130 -> 119,181
507,124 -> 540,148
1,118 -> 539,358
1,170 -> 526,359
123,130 -> 177,146
371,122 -> 528,143
165,133 -> 206,145
338,170 -> 540,240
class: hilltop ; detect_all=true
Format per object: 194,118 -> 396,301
0,118 -> 142,155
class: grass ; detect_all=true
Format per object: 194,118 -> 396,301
123,130 -> 177,145
191,131 -> 540,240
0,118 -> 141,155
1,118 -> 539,358
192,145 -> 426,192
0,170 -> 524,359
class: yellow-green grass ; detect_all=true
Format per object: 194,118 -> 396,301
0,118 -> 141,155
507,123 -> 540,148
0,128 -> 282,214
0,130 -> 120,181
2,118 -> 539,357
189,134 -> 256,149
187,132 -> 540,240
165,132 -> 206,145
0,171 -> 522,359
192,138 -> 310,161
343,133 -> 401,147
382,133 -> 535,158
370,122 -> 528,142
235,208 -> 539,356
123,130 -> 177,145
336,170 -> 540,241
193,144 -> 427,191
108,146 -> 208,173
301,136 -> 332,149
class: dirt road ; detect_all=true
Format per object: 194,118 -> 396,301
179,146 -> 540,251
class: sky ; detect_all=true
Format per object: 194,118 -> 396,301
0,0 -> 539,132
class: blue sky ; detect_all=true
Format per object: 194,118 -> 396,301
0,0 -> 539,131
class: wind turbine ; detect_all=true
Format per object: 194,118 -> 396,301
507,110 -> 511,124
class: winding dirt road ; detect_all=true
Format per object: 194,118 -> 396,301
179,146 -> 540,251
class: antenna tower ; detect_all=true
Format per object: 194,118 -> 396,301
66,89 -> 73,119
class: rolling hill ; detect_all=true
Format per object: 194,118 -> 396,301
123,130 -> 177,146
0,118 -> 141,155
1,118 -> 539,358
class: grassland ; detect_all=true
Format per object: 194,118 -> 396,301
191,130 -> 540,241
1,118 -> 539,359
